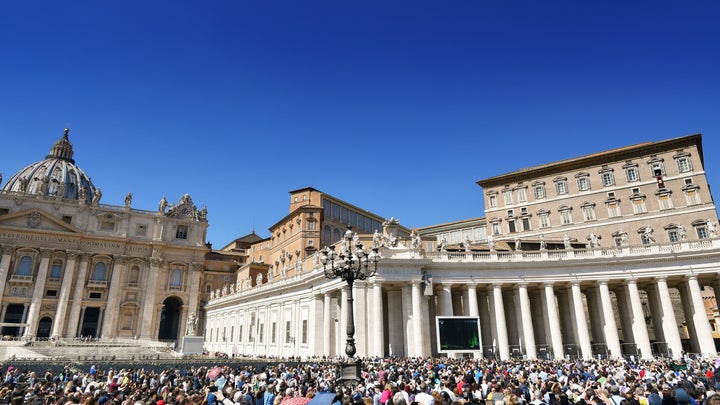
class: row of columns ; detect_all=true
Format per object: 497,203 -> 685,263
438,276 -> 716,360
0,245 -> 195,341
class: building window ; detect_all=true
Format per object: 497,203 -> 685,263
92,262 -> 107,281
674,151 -> 693,173
129,266 -> 140,287
100,220 -> 115,231
170,268 -> 183,289
271,322 -> 276,344
488,194 -> 498,208
598,165 -> 615,187
693,221 -> 710,239
554,177 -> 568,195
576,173 -> 591,191
491,221 -> 501,235
521,216 -> 531,231
668,229 -> 679,243
507,219 -> 516,233
581,203 -> 596,222
656,190 -> 673,210
285,321 -> 292,344
631,197 -> 647,214
49,261 -> 62,280
239,325 -> 243,342
503,189 -> 513,205
307,220 -> 316,231
559,207 -> 573,225
61,215 -> 72,224
517,187 -> 527,203
176,225 -> 188,240
538,211 -> 550,228
533,182 -> 546,199
626,167 -> 640,182
16,256 -> 33,276
136,224 -> 147,236
683,183 -> 701,206
648,156 -> 665,177
601,172 -> 614,187
607,201 -> 622,217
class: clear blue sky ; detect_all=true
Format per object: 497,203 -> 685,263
2,1 -> 719,246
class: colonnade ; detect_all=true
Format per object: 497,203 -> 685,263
206,273 -> 718,360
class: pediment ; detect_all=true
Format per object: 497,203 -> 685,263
0,209 -> 82,234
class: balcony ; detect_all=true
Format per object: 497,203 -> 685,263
87,279 -> 108,289
9,275 -> 33,283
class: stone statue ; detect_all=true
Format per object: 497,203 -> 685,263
643,226 -> 656,243
514,235 -> 521,251
563,233 -> 572,249
411,231 -> 422,250
439,236 -> 447,252
677,225 -> 687,241
352,232 -> 360,247
372,230 -> 383,249
186,312 -> 198,336
124,192 -> 133,208
78,185 -> 87,201
56,181 -> 65,199
200,205 -> 208,220
92,188 -> 102,206
256,272 -> 263,286
540,233 -> 546,250
159,196 -> 168,212
708,220 -> 718,238
488,234 -> 496,252
463,235 -> 472,252
222,285 -> 228,296
19,176 -> 29,192
589,232 -> 600,248
229,283 -> 235,294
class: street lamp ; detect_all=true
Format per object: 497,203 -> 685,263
320,225 -> 381,387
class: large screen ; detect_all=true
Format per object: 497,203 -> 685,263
436,316 -> 481,353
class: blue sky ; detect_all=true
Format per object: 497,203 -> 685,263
2,1 -> 719,246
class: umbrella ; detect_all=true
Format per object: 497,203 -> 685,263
281,397 -> 312,405
307,392 -> 338,405
207,366 -> 222,380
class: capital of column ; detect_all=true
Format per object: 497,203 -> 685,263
113,255 -> 128,264
2,245 -> 16,255
65,249 -> 81,259
149,257 -> 163,267
626,278 -> 638,286
39,249 -> 53,258
543,281 -> 555,288
597,280 -> 609,287
685,274 -> 698,282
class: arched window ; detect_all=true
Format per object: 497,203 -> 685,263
92,262 -> 107,281
170,268 -> 183,288
16,256 -> 33,276
176,225 -> 188,240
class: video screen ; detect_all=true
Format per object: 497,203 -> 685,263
436,316 -> 481,352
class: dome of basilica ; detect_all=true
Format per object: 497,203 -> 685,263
2,128 -> 99,204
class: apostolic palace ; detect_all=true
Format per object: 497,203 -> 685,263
1,130 -> 719,361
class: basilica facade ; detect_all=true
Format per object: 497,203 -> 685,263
0,130 -> 209,341
204,133 -> 720,360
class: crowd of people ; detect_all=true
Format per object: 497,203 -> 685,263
2,355 -> 720,405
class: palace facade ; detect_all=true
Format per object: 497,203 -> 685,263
205,133 -> 720,360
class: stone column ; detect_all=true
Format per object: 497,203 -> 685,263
101,255 -> 127,338
311,294 -> 324,354
387,289 -> 404,357
186,263 -> 203,332
96,307 -> 105,338
438,283 -> 453,316
543,282 -> 564,359
598,281 -> 622,358
20,303 -> 29,336
372,281 -> 384,357
466,284 -> 483,358
627,279 -> 653,359
77,306 -> 87,337
0,303 -> 8,325
684,275 -> 716,356
516,283 -> 536,359
339,286 -> 348,355
140,257 -> 163,340
23,249 -> 52,339
66,255 -> 90,338
492,283 -> 510,360
52,251 -> 79,339
0,246 -> 15,308
323,292 -> 332,356
570,281 -> 593,359
411,280 -> 426,357
353,282 -> 368,357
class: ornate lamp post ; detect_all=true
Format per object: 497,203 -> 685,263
320,225 -> 381,387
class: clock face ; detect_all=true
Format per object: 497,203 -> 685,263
178,205 -> 193,217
